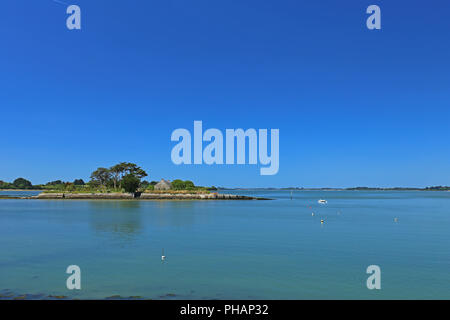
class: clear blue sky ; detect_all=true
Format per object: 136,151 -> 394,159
1,0 -> 449,188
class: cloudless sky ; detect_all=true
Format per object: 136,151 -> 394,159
0,0 -> 449,188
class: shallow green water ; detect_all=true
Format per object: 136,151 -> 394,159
0,190 -> 449,299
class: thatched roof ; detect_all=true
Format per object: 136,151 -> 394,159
154,179 -> 172,190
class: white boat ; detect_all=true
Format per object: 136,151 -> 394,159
318,199 -> 327,204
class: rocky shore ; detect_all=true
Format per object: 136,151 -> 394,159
27,192 -> 270,200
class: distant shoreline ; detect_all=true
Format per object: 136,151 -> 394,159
220,187 -> 450,191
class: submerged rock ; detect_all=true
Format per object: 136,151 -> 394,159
158,293 -> 177,299
105,295 -> 144,300
105,295 -> 123,300
48,295 -> 68,299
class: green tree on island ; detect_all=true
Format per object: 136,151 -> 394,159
109,162 -> 148,190
110,163 -> 125,190
73,179 -> 85,185
184,180 -> 195,190
88,162 -> 148,192
121,174 -> 141,193
171,179 -> 185,190
13,178 -> 32,189
140,180 -> 150,189
90,167 -> 112,187
46,180 -> 63,186
171,180 -> 196,190
122,163 -> 148,180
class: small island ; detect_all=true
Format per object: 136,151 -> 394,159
0,162 -> 270,201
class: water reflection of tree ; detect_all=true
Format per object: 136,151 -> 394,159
152,201 -> 199,227
89,201 -> 143,242
88,200 -> 203,242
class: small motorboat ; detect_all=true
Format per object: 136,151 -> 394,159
318,199 -> 327,204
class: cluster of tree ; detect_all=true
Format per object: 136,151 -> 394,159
0,178 -> 38,190
141,180 -> 157,189
46,179 -> 85,186
171,179 -> 195,190
148,179 -> 217,192
42,179 -> 86,192
89,162 -> 148,193
0,178 -> 88,190
425,186 -> 450,191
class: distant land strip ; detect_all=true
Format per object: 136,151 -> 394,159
219,186 -> 450,191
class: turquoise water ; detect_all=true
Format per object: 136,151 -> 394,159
0,190 -> 449,299
0,190 -> 42,197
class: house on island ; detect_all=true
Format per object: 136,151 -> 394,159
154,179 -> 172,190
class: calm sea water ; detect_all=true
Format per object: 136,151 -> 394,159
0,190 -> 449,299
